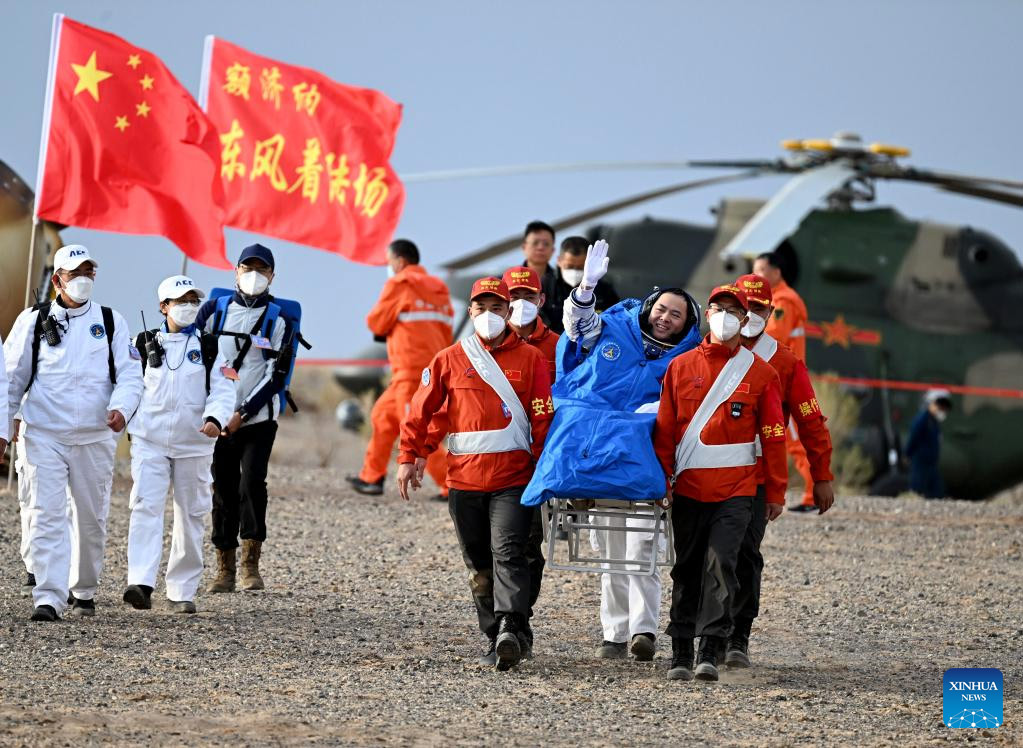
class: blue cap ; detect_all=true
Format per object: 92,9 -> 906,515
238,243 -> 275,271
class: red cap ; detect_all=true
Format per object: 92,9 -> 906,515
502,266 -> 542,292
734,274 -> 772,305
708,284 -> 749,311
469,276 -> 511,302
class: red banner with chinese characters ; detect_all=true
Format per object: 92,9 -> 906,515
201,38 -> 404,265
36,16 -> 229,268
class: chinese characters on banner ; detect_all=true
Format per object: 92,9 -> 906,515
36,16 -> 229,268
201,37 -> 405,265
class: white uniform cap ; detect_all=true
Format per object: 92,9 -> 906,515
54,244 -> 98,271
157,275 -> 205,302
925,388 -> 952,404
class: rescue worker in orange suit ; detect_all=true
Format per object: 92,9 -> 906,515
347,240 -> 453,498
753,251 -> 816,512
653,284 -> 788,683
422,266 -> 557,646
397,277 -> 553,672
725,273 -> 835,669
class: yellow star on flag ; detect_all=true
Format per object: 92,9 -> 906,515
139,74 -> 154,91
71,51 -> 113,102
136,101 -> 151,117
114,115 -> 130,132
127,54 -> 141,70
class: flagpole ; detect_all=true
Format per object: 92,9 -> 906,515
183,34 -> 215,280
12,14 -> 66,492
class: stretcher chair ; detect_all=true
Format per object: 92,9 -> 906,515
542,498 -> 674,576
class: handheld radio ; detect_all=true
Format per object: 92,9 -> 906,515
140,310 -> 164,368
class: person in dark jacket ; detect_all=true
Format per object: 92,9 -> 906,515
905,389 -> 952,498
539,236 -> 620,334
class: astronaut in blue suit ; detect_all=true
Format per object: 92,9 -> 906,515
522,240 -> 701,661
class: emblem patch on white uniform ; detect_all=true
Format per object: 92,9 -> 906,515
421,368 -> 430,386
90,323 -> 105,339
128,345 -> 141,361
600,342 -> 621,361
501,402 -> 511,419
188,349 -> 202,364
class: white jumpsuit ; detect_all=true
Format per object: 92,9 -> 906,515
125,326 -> 234,602
4,300 -> 143,615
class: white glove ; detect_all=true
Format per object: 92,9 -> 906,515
580,239 -> 610,291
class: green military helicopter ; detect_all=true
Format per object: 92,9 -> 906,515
338,133 -> 1023,499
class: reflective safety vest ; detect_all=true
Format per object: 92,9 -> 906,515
446,334 -> 532,455
673,345 -> 757,479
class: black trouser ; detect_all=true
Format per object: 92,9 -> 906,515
448,486 -> 534,638
666,495 -> 753,640
212,420 -> 278,551
526,508 -> 545,622
731,485 -> 768,641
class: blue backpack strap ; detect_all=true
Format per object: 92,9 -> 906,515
212,294 -> 232,335
260,302 -> 281,350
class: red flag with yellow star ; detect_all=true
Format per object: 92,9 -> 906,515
200,37 -> 404,265
35,16 -> 229,268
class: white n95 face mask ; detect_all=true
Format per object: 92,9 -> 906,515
561,269 -> 583,288
709,310 -> 741,341
740,313 -> 767,337
387,265 -> 396,278
238,270 -> 269,296
168,302 -> 200,327
509,299 -> 538,327
63,276 -> 94,303
473,311 -> 507,340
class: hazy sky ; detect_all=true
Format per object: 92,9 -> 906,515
3,0 -> 1021,358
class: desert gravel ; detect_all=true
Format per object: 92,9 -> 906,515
0,413 -> 1020,746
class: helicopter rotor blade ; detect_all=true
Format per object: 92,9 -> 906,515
401,160 -> 700,183
718,162 -> 858,259
686,159 -> 786,171
933,182 -> 1023,208
440,170 -> 765,271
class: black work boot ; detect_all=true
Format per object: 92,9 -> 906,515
695,635 -> 724,681
666,637 -> 695,681
345,475 -> 384,496
495,615 -> 523,671
630,632 -> 656,661
478,638 -> 497,667
31,604 -> 58,622
519,621 -> 534,660
725,620 -> 753,668
123,585 -> 153,610
22,572 -> 36,598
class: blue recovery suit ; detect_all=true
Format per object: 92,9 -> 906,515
521,295 -> 701,506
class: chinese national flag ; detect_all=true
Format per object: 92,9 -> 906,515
202,37 -> 404,265
36,16 -> 229,268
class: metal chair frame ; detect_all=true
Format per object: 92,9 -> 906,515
542,498 -> 675,576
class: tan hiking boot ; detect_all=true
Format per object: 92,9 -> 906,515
239,540 -> 264,591
207,548 -> 236,593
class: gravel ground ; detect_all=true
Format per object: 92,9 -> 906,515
0,412 -> 1020,746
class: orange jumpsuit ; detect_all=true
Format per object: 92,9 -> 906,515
400,332 -> 553,492
653,339 -> 788,505
764,278 -> 814,505
358,265 -> 452,490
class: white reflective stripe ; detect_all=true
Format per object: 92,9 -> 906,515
673,346 -> 757,478
789,326 -> 805,338
397,311 -> 453,325
755,434 -> 762,457
751,333 -> 778,362
447,336 -> 532,456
